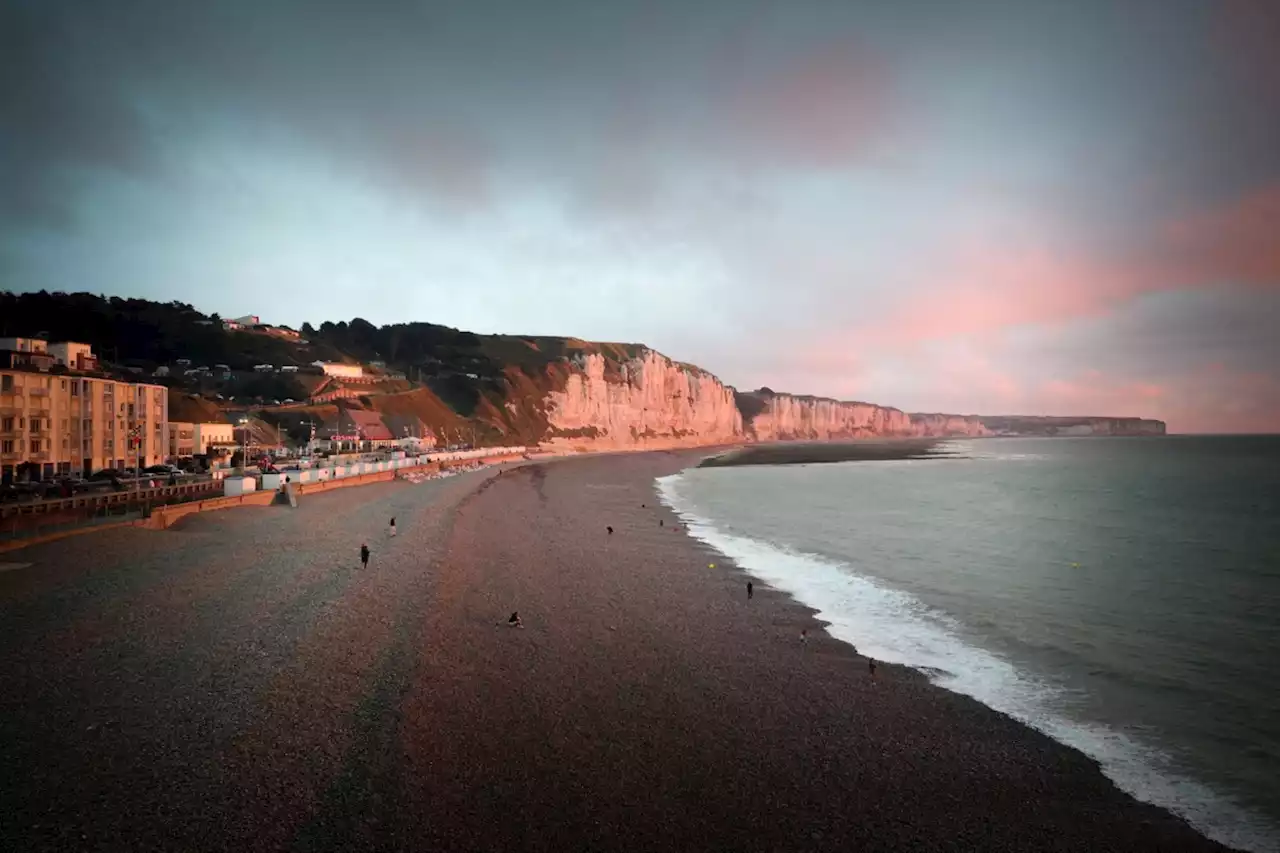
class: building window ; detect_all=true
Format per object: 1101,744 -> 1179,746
0,375 -> 11,391
30,439 -> 41,453
1,417 -> 11,431
71,382 -> 79,397
62,438 -> 69,449
61,380 -> 67,390
61,418 -> 68,431
1,440 -> 12,454
105,440 -> 113,451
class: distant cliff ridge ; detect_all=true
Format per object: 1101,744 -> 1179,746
737,389 -> 989,440
733,388 -> 1163,444
977,415 -> 1167,437
539,358 -> 1164,452
1,292 -> 1168,448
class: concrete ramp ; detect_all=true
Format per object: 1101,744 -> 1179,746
273,484 -> 299,507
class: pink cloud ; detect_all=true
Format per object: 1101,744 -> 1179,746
1160,186 -> 1280,288
717,39 -> 895,168
854,183 -> 1280,349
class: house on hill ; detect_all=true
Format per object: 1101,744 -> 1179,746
381,413 -> 436,448
313,361 -> 364,379
315,406 -> 396,452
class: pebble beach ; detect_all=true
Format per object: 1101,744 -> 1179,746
0,451 -> 1237,852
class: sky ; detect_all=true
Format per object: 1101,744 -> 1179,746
2,0 -> 1278,433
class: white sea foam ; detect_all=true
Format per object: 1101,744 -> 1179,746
656,472 -> 1279,853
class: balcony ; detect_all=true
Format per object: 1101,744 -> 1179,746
28,387 -> 50,398
0,386 -> 21,398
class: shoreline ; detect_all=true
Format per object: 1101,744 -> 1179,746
0,449 -> 1246,851
657,459 -> 1267,852
402,451 -> 1239,851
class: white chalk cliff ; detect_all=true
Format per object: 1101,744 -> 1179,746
544,350 -> 742,449
536,347 -> 1160,450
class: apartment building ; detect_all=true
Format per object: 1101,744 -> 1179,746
168,421 -> 235,458
0,343 -> 168,481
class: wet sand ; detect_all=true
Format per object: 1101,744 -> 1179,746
0,453 -> 1235,852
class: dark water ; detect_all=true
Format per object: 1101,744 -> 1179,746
658,437 -> 1280,852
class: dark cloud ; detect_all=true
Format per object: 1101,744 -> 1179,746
2,0 -> 1279,430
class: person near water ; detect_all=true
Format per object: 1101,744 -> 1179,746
659,519 -> 664,528
507,611 -> 523,628
747,581 -> 753,599
800,629 -> 808,645
389,516 -> 397,537
868,658 -> 878,678
607,526 -> 614,535
360,543 -> 370,568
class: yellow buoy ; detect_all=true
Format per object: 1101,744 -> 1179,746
709,563 -> 716,569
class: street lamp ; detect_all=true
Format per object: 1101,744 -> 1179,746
237,417 -> 250,474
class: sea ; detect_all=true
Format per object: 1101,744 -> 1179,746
657,436 -> 1280,853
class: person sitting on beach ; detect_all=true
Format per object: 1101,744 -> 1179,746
389,516 -> 397,537
506,611 -> 523,628
606,526 -> 613,535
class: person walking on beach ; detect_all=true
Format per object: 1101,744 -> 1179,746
607,526 -> 613,535
800,628 -> 808,645
868,658 -> 878,678
747,581 -> 753,599
389,516 -> 397,537
360,543 -> 370,569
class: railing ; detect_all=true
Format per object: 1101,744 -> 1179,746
0,387 -> 22,396
28,387 -> 50,397
0,480 -> 222,520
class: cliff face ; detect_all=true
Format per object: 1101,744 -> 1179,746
908,413 -> 991,437
543,350 -> 742,450
739,393 -> 990,440
745,394 -> 911,440
978,416 -> 1166,436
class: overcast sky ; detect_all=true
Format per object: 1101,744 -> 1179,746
3,0 -> 1278,432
